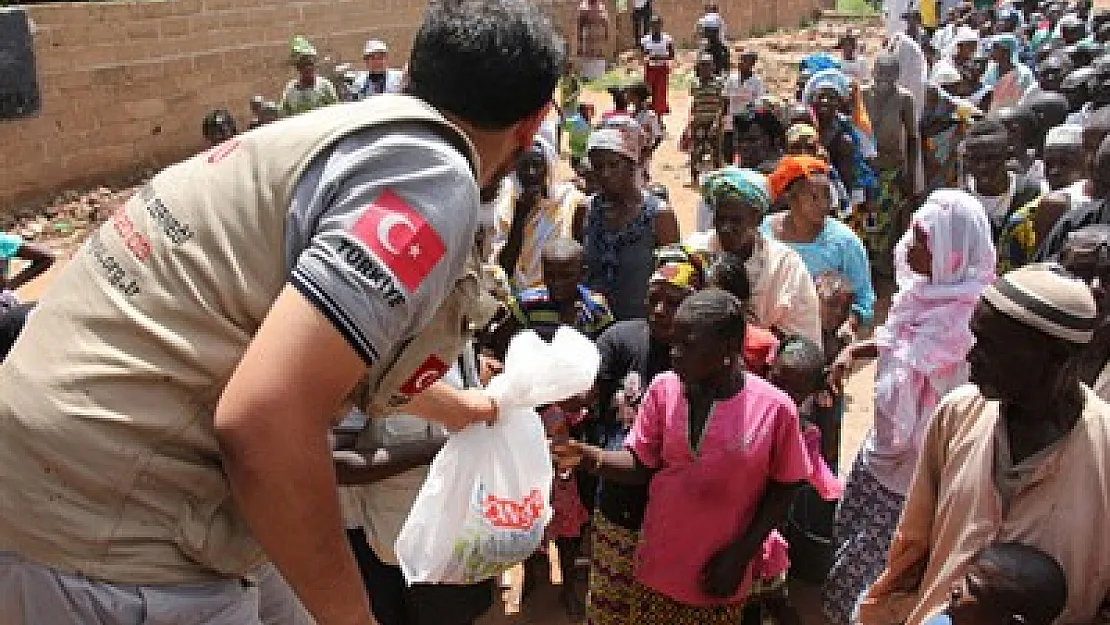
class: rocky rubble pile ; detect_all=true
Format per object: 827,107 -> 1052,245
4,186 -> 139,252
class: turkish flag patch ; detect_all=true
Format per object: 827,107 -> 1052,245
350,190 -> 446,292
400,355 -> 450,396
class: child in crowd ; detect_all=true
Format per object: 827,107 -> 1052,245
247,96 -> 282,130
503,238 -> 615,346
686,53 -> 727,185
641,16 -> 675,117
721,51 -> 766,166
565,102 -> 596,175
766,336 -> 844,503
757,335 -> 844,625
838,31 -> 870,84
627,81 -> 664,176
603,85 -> 630,122
508,238 -> 612,618
539,401 -> 591,619
812,271 -> 854,467
814,272 -> 855,368
201,108 -> 237,146
924,543 -> 1068,625
861,54 -> 920,275
706,252 -> 779,377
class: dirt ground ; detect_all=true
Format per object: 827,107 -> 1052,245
8,14 -> 888,625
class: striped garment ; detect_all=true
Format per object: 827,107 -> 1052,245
508,284 -> 615,342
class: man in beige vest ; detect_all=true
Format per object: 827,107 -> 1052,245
0,1 -> 564,623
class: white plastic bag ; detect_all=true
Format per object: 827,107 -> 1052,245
395,327 -> 600,585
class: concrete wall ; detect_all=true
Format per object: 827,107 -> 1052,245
0,0 -> 819,211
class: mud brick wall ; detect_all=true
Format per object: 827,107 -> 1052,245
0,0 -> 819,212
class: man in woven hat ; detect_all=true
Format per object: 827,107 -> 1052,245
859,263 -> 1110,624
280,35 -> 340,116
0,0 -> 564,623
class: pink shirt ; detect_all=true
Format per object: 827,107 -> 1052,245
626,372 -> 812,606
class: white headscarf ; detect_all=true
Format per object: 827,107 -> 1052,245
873,190 -> 996,459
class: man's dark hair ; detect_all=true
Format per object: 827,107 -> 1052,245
963,117 -> 1011,151
407,0 -> 565,130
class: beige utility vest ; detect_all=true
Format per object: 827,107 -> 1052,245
0,95 -> 491,583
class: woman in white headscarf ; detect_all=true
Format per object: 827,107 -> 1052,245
820,189 -> 997,625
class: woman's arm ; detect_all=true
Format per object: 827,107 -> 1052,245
551,440 -> 654,485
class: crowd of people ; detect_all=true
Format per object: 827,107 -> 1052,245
3,0 -> 1110,624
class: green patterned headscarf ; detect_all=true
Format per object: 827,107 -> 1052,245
700,166 -> 772,213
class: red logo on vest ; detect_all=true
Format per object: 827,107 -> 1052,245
350,190 -> 445,292
399,355 -> 450,396
206,139 -> 241,164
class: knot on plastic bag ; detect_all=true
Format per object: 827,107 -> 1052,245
484,327 -> 601,409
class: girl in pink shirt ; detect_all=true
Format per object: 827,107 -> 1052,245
553,289 -> 812,623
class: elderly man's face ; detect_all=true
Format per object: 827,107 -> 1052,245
967,300 -> 1070,403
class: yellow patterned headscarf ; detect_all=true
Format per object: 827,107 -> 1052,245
651,245 -> 708,292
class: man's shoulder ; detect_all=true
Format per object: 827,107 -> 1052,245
931,384 -> 992,436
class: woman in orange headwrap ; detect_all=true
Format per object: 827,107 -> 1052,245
763,155 -> 874,340
761,155 -> 875,475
